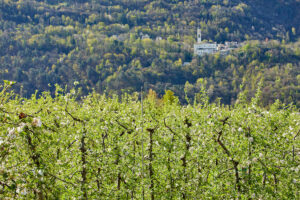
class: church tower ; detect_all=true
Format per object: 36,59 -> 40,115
197,28 -> 202,43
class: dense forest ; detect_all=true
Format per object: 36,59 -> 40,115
0,81 -> 299,199
0,0 -> 299,106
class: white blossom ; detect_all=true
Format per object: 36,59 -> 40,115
259,153 -> 263,158
8,127 -> 15,135
293,179 -> 297,184
283,132 -> 288,137
38,169 -> 43,176
189,147 -> 194,153
32,118 -> 42,127
238,127 -> 243,132
248,137 -> 254,142
17,123 -> 26,133
21,189 -> 27,195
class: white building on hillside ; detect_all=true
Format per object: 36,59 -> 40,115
193,29 -> 240,56
194,29 -> 217,56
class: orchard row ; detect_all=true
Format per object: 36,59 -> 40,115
0,82 -> 299,199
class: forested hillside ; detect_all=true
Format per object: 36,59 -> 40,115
0,0 -> 299,106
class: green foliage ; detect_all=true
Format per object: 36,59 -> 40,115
0,0 -> 299,106
0,83 -> 299,199
163,89 -> 178,104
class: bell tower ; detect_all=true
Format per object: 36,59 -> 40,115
197,28 -> 202,43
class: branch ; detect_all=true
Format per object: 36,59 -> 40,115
33,109 -> 42,115
115,119 -> 129,130
220,116 -> 229,126
217,130 -> 231,157
257,159 -> 269,171
216,168 -> 234,178
47,173 -> 77,188
294,129 -> 300,140
42,123 -> 57,132
0,108 -> 14,115
65,108 -> 84,123
293,129 -> 300,162
64,104 -> 87,198
0,180 -> 10,188
67,140 -> 77,149
115,119 -> 133,136
214,117 -> 241,192
0,83 -> 15,104
164,118 -> 178,135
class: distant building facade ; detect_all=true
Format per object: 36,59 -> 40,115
194,42 -> 218,56
140,32 -> 150,40
194,29 -> 218,56
194,29 -> 240,56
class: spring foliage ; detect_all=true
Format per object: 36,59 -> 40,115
0,81 -> 299,199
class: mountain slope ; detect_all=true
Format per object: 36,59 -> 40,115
0,0 -> 299,106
